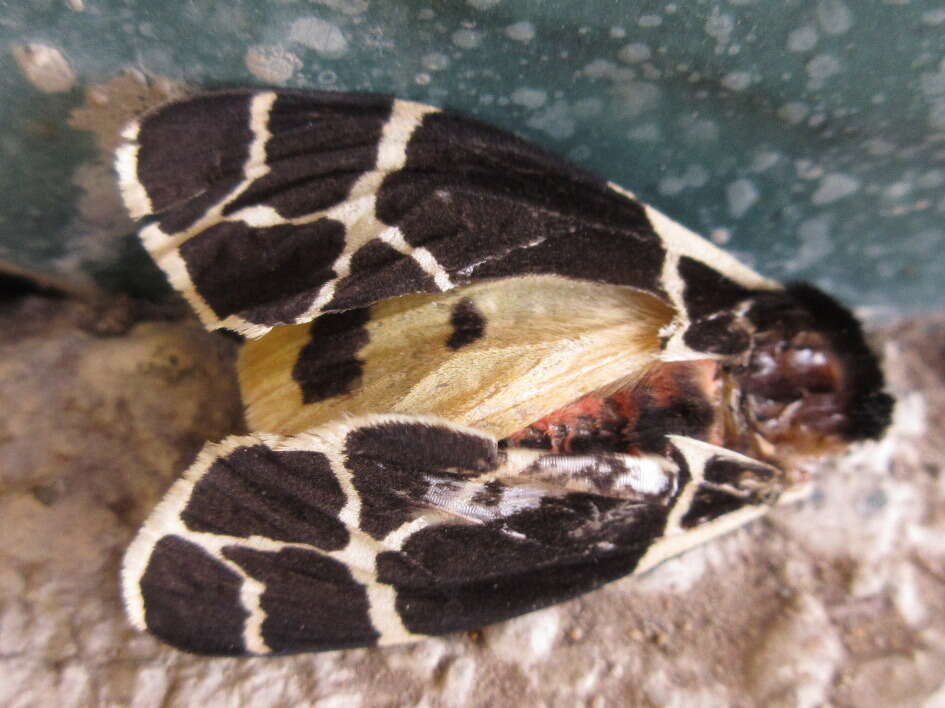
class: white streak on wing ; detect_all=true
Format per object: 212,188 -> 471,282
239,205 -> 284,228
615,457 -> 675,496
379,226 -> 454,291
369,583 -> 419,645
114,120 -> 152,219
381,516 -> 434,550
376,99 -> 436,170
239,578 -> 270,654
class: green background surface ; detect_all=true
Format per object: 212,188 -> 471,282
2,0 -> 944,309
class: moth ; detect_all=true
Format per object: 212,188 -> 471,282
115,89 -> 893,656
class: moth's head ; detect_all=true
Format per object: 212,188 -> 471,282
734,283 -> 893,459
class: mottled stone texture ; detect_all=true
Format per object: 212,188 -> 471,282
1,294 -> 943,707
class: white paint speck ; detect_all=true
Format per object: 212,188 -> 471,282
414,72 -> 432,85
811,173 -> 860,204
314,0 -> 369,15
795,159 -> 825,180
583,59 -> 616,79
751,151 -> 781,172
12,43 -> 76,93
797,216 -> 830,241
452,29 -> 483,49
865,138 -> 896,156
683,164 -> 709,187
787,215 -> 834,272
613,81 -> 662,117
617,42 -> 651,64
787,25 -> 818,52
244,45 -> 302,84
885,181 -> 911,200
806,53 -> 841,86
659,164 -> 710,195
526,100 -> 575,139
930,98 -> 945,131
816,0 -> 853,34
627,123 -> 661,141
289,17 -> 348,57
705,8 -> 734,48
778,102 -> 810,125
573,97 -> 604,118
66,0 -> 85,11
610,26 -> 627,38
711,227 -> 732,245
421,52 -> 449,71
638,14 -> 662,27
920,58 -> 945,97
682,117 -> 718,143
466,0 -> 500,9
727,178 -> 759,217
505,21 -> 535,42
918,169 -> 944,188
659,176 -> 687,196
922,9 -> 945,25
510,87 -> 547,109
721,71 -> 753,91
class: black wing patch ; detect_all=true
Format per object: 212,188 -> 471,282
122,415 -> 784,655
117,89 -> 673,336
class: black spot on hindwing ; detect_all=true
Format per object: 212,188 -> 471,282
293,307 -> 371,403
447,297 -> 486,349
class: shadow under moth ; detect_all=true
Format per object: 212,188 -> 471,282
115,89 -> 894,656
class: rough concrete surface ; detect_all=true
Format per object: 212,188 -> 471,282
1,293 -> 943,708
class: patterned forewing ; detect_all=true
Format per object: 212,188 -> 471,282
118,90 -> 776,339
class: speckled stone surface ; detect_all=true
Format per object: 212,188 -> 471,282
2,1 -> 945,308
1,292 -> 943,707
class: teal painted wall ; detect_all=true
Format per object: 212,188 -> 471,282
2,0 -> 944,309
